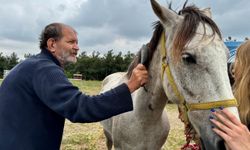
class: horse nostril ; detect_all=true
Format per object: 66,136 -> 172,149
218,140 -> 226,150
200,138 -> 206,150
201,136 -> 226,150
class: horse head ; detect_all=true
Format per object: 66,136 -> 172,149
150,0 -> 240,149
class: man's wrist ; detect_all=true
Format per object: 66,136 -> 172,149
126,82 -> 136,93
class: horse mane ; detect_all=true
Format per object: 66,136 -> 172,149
126,21 -> 163,77
127,4 -> 222,77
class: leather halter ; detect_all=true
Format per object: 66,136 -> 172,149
160,32 -> 238,146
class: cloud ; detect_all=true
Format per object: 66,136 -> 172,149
68,0 -> 155,46
0,0 -> 85,57
192,0 -> 250,39
0,0 -> 249,58
0,0 -> 83,41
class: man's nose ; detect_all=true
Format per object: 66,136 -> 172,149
73,43 -> 79,51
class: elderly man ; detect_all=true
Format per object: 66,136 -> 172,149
0,23 -> 148,150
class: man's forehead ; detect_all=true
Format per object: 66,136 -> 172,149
62,26 -> 76,33
62,26 -> 78,38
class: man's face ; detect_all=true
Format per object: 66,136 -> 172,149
54,27 -> 79,65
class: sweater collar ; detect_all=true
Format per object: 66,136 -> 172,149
40,49 -> 61,67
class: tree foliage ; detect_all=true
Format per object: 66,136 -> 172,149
0,50 -> 135,80
0,52 -> 19,78
65,50 -> 135,80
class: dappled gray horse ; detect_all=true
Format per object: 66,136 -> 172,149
100,0 -> 239,149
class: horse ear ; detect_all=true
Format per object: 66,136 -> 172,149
201,7 -> 212,18
150,0 -> 182,27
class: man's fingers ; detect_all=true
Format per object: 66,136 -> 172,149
139,74 -> 148,86
140,78 -> 148,86
134,64 -> 148,81
133,65 -> 147,75
136,64 -> 147,70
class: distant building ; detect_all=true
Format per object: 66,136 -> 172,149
224,41 -> 243,63
73,74 -> 83,80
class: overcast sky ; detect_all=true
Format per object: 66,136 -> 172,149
0,0 -> 249,59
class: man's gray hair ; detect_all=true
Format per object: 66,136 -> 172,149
39,23 -> 64,50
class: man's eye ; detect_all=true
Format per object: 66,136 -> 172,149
68,41 -> 74,43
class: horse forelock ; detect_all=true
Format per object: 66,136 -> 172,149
172,5 -> 222,62
127,21 -> 164,77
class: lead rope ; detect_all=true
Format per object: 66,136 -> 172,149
179,106 -> 201,150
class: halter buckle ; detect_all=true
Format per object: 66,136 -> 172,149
166,56 -> 170,65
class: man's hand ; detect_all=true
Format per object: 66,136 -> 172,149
126,64 -> 148,93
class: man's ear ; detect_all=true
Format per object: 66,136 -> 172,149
47,38 -> 57,53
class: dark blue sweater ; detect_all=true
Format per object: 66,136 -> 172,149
0,49 -> 133,150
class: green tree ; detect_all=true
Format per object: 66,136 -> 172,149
123,51 -> 135,71
24,53 -> 35,59
5,52 -> 19,70
0,53 -> 6,78
104,50 -> 115,77
64,50 -> 134,80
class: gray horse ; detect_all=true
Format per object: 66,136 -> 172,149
100,0 -> 239,149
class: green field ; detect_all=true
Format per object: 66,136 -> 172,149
62,80 -> 185,150
0,79 -> 186,150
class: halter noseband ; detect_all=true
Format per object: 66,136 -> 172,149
160,32 -> 238,148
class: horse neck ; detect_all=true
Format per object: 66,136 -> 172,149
134,47 -> 168,120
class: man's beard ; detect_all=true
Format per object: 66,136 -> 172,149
57,50 -> 77,66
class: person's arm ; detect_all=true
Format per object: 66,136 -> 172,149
33,61 -> 148,123
210,108 -> 250,150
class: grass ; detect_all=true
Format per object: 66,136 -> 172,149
0,79 -> 186,150
61,80 -> 186,150
70,80 -> 102,95
61,80 -> 105,150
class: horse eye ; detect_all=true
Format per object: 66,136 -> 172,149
182,53 -> 196,64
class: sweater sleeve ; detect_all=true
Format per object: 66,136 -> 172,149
32,61 -> 133,123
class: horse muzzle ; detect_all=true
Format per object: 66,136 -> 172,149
200,135 -> 226,150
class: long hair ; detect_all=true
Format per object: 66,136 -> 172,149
233,40 -> 250,125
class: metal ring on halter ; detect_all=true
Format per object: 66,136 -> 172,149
166,56 -> 170,65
